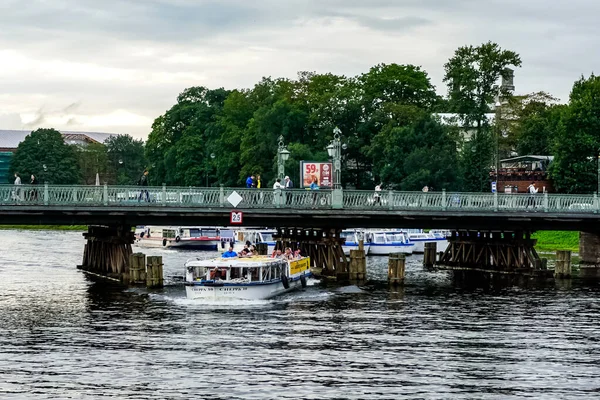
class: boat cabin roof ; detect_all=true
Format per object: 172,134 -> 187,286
186,256 -> 288,269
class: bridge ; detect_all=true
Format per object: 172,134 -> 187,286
3,184 -> 600,281
1,184 -> 600,231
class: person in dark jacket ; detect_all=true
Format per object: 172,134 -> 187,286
138,170 -> 150,202
30,174 -> 38,201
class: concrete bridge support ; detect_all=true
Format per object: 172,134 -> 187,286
79,225 -> 134,282
579,232 -> 600,279
274,227 -> 348,281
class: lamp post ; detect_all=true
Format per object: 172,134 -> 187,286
494,94 -> 501,191
327,127 -> 342,189
205,153 -> 215,187
277,135 -> 290,181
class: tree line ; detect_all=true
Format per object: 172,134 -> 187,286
8,41 -> 600,193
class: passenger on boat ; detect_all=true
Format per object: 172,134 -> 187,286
272,249 -> 283,258
210,267 -> 223,280
284,247 -> 294,260
294,249 -> 302,259
222,247 -> 238,258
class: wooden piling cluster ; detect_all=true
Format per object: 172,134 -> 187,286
349,250 -> 367,281
274,227 -> 348,280
388,253 -> 406,285
555,250 -> 572,278
423,242 -> 437,269
80,225 -> 134,281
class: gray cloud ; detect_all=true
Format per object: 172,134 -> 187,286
1,0 -> 600,137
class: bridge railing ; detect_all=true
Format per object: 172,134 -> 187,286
0,184 -> 598,214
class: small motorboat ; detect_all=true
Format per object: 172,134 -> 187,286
136,226 -> 223,250
184,256 -> 312,300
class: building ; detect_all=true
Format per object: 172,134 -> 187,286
495,155 -> 554,193
0,129 -> 117,183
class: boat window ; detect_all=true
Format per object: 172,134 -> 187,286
163,229 -> 176,239
202,229 -> 218,237
261,233 -> 274,242
373,234 -> 385,243
189,229 -> 201,238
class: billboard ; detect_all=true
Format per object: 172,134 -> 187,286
300,161 -> 333,188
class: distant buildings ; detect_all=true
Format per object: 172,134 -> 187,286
0,129 -> 117,183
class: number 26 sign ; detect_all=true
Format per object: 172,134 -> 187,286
230,211 -> 243,225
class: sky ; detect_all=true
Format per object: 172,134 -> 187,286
0,0 -> 598,139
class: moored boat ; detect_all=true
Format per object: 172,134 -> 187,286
406,229 -> 449,253
340,229 -> 371,255
367,231 -> 414,255
232,229 -> 277,254
136,226 -> 223,250
184,256 -> 312,300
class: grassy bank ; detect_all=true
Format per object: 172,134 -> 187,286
532,231 -> 579,252
0,225 -> 86,231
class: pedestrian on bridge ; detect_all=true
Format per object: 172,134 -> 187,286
13,173 -> 21,202
527,182 -> 538,208
374,183 -> 382,206
138,170 -> 150,202
29,174 -> 38,201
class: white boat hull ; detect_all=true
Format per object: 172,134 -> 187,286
410,239 -> 448,253
368,244 -> 414,255
136,238 -> 220,250
185,275 -> 308,300
342,244 -> 371,255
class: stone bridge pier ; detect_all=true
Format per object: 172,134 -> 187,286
579,232 -> 600,278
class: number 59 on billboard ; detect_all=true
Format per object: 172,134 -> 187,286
300,161 -> 333,188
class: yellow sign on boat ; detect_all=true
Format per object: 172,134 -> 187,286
289,257 -> 310,275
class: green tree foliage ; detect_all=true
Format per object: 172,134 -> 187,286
551,75 -> 600,193
75,142 -> 109,184
105,135 -> 147,185
10,128 -> 80,184
145,86 -> 229,186
370,115 -> 461,191
444,41 -> 521,191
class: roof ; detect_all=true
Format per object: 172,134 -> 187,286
0,129 -> 118,149
500,155 -> 554,163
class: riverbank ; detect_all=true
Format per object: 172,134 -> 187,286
0,225 -> 86,231
533,231 -> 579,252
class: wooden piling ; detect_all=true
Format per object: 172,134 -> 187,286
146,256 -> 164,288
129,253 -> 146,285
349,250 -> 367,281
555,250 -> 572,278
388,253 -> 405,285
423,242 -> 437,269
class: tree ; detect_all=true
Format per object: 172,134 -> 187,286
551,75 -> 600,193
444,42 -> 522,191
75,142 -> 109,184
105,135 -> 147,185
444,42 -> 522,131
10,128 -> 80,184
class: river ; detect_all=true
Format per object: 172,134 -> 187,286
0,230 -> 599,399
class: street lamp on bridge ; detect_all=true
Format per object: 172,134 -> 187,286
327,127 -> 342,189
277,135 -> 290,181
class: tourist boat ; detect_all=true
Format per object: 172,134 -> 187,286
136,226 -> 226,250
232,229 -> 277,254
184,256 -> 312,300
367,231 -> 414,255
340,229 -> 371,255
406,229 -> 449,253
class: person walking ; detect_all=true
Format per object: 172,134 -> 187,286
138,170 -> 150,202
310,177 -> 320,208
246,175 -> 255,188
13,173 -> 22,202
284,176 -> 294,206
30,174 -> 38,201
272,178 -> 283,206
373,182 -> 382,206
527,182 -> 538,208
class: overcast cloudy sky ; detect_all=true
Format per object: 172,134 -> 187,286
1,0 -> 598,138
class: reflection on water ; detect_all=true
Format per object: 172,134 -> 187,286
1,230 -> 599,399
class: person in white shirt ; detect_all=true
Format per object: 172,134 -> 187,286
13,173 -> 21,201
527,182 -> 538,208
273,178 -> 282,189
374,183 -> 382,205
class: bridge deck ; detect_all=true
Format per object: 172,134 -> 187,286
1,184 -> 599,230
